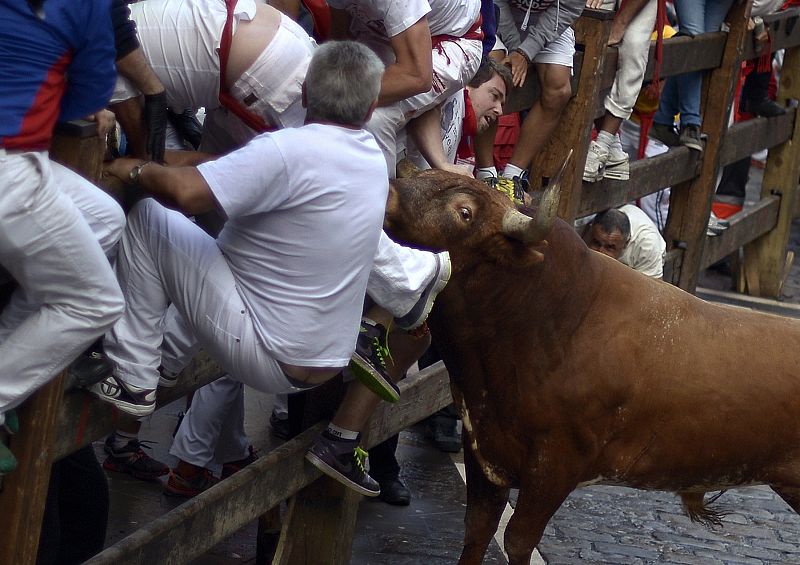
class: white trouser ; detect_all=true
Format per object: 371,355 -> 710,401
603,0 -> 659,120
103,198 -> 303,393
169,376 -> 249,467
0,153 -> 125,412
367,231 -> 437,318
619,119 -> 670,230
367,37 -> 483,177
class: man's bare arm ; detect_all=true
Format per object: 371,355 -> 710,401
379,18 -> 433,105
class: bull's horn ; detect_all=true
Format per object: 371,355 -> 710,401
501,149 -> 572,243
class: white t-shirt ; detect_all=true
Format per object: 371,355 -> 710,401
328,0 -> 480,64
618,204 -> 666,279
198,123 -> 389,366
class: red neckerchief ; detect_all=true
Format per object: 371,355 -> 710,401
457,89 -> 478,160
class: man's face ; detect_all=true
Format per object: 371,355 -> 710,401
587,224 -> 627,260
467,74 -> 506,132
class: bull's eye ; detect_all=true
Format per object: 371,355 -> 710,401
458,207 -> 472,222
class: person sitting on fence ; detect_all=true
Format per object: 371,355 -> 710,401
584,205 -> 667,278
582,0 -> 660,183
474,0 -> 584,202
649,0 -> 736,152
90,41 -> 402,496
0,0 -> 126,475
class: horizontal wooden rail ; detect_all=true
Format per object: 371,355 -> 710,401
720,110 -> 796,166
701,195 -> 781,269
84,362 -> 452,565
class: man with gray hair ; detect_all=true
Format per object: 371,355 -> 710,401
92,41 -> 393,495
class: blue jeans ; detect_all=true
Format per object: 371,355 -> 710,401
654,0 -> 736,128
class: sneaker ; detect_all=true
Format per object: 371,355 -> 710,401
429,415 -> 462,453
102,436 -> 170,480
305,434 -> 380,497
707,212 -> 729,236
349,320 -> 399,403
89,374 -> 156,417
158,366 -> 180,388
394,251 -> 451,331
269,411 -> 291,441
2,409 -> 18,435
743,98 -> 786,118
66,350 -> 113,390
603,145 -> 630,181
163,466 -> 219,497
486,176 -> 527,205
650,123 -> 680,147
679,124 -> 704,152
377,477 -> 411,506
582,140 -> 609,183
221,445 -> 259,479
0,442 -> 16,475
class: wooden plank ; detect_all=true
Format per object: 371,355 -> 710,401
744,44 -> 800,296
53,352 -> 224,461
700,196 -> 781,269
719,110 -> 796,167
84,363 -> 452,565
0,373 -> 66,565
664,0 -> 752,292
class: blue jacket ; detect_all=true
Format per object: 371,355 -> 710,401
0,0 -> 116,150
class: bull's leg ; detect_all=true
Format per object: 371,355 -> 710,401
503,453 -> 578,564
458,439 -> 510,565
771,486 -> 800,514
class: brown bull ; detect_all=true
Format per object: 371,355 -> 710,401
384,169 -> 800,564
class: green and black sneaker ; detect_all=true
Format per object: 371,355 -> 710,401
349,320 -> 399,403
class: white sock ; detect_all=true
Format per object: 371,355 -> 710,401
475,167 -> 497,180
595,130 -> 615,150
326,424 -> 359,441
502,163 -> 525,179
111,430 -> 137,450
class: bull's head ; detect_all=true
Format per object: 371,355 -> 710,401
385,156 -> 567,268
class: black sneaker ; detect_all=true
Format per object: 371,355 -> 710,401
743,97 -> 786,118
394,251 -> 451,331
349,321 -> 400,403
89,374 -> 156,417
305,433 -> 380,497
158,366 -> 180,388
679,124 -> 704,152
269,411 -> 291,440
650,123 -> 680,147
377,477 -> 411,506
66,350 -> 113,390
102,436 -> 169,480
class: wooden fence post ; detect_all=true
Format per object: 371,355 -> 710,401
0,120 -> 104,565
743,43 -> 800,296
663,1 -> 752,292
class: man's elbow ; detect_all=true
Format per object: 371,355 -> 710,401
414,70 -> 433,95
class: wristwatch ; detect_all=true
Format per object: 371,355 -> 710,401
128,161 -> 153,185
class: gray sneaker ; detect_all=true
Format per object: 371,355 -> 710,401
679,124 -> 704,152
89,374 -> 156,417
394,251 -> 451,330
305,433 -> 380,497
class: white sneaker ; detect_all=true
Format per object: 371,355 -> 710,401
603,145 -> 630,181
583,140 -> 609,183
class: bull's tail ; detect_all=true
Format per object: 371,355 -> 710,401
679,491 -> 729,528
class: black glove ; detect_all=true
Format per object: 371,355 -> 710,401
143,90 -> 167,163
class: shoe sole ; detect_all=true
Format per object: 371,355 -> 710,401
93,393 -> 156,417
305,451 -> 380,497
603,166 -> 630,181
102,460 -> 169,480
348,356 -> 400,403
158,376 -> 179,388
681,141 -> 704,152
163,484 -> 204,497
395,254 -> 452,330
